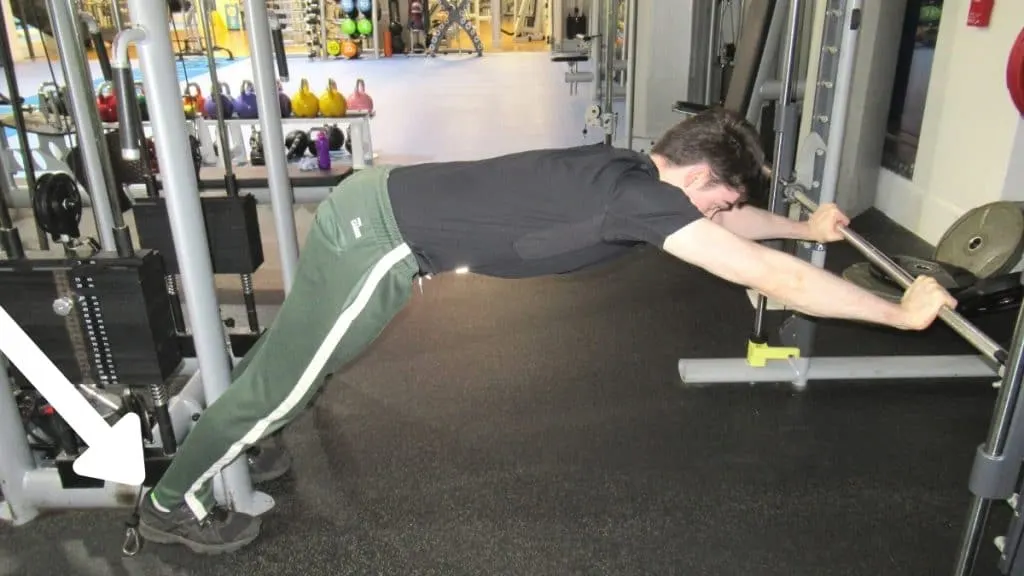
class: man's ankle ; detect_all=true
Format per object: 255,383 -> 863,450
149,491 -> 172,513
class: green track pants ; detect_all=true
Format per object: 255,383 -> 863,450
152,165 -> 420,520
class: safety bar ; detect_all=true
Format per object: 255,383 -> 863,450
788,188 -> 1008,368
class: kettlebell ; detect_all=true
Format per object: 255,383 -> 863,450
183,82 -> 205,119
277,80 -> 292,118
285,129 -> 310,160
357,0 -> 371,12
249,128 -> 265,166
235,80 -> 259,119
96,81 -> 118,123
135,82 -> 149,121
346,79 -> 374,113
356,15 -> 373,36
204,82 -> 235,119
318,79 -> 347,117
341,0 -> 355,12
291,78 -> 320,118
306,124 -> 345,156
345,124 -> 353,154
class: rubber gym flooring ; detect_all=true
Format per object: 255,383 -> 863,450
1,54 -> 1017,575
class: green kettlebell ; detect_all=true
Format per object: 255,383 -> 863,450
341,16 -> 357,36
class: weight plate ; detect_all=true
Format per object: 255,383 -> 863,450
867,254 -> 976,292
1008,26 -> 1024,116
934,201 -> 1024,279
842,262 -> 903,303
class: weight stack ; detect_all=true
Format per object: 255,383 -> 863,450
0,250 -> 183,388
132,194 -> 264,275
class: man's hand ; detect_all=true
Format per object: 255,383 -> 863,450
897,276 -> 958,330
806,203 -> 850,243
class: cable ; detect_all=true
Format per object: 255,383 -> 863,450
29,0 -> 73,150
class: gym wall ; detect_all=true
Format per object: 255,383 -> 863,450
841,0 -> 1024,245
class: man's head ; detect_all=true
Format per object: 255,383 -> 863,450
650,107 -> 768,218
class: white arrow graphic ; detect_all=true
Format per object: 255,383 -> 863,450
0,305 -> 144,486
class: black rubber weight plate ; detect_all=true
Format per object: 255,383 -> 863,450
934,201 -> 1024,279
843,262 -> 903,303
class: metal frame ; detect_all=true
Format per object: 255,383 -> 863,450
0,0 -> 297,523
673,0 -> 1002,389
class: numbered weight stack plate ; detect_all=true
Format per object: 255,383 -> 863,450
934,201 -> 1024,279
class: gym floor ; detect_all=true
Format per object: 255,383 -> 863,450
1,52 -> 1017,575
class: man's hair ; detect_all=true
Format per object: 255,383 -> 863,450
650,107 -> 768,201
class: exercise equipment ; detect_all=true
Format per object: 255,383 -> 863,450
341,38 -> 361,59
357,15 -> 373,36
346,79 -> 374,112
341,16 -> 357,36
285,129 -> 311,159
248,128 -> 266,166
318,79 -> 347,116
357,0 -> 371,12
276,81 -> 293,117
96,82 -> 118,123
235,80 -> 260,119
326,38 -> 343,56
291,78 -> 320,117
675,0 -> 1008,387
425,0 -> 484,57
1009,26 -> 1024,117
31,172 -> 83,243
936,201 -> 1024,279
182,82 -> 205,119
205,82 -> 236,118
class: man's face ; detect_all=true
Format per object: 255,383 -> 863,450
689,183 -> 743,219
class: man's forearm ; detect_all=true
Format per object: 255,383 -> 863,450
714,205 -> 811,241
756,248 -> 909,329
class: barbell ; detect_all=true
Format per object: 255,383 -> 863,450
787,188 -> 1008,368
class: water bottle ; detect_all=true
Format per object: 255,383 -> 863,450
316,130 -> 331,170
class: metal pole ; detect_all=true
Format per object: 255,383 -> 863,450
0,4 -> 45,251
0,354 -> 40,525
242,0 -> 299,293
601,0 -> 616,145
815,0 -> 860,207
790,189 -> 1008,368
752,0 -> 802,341
952,303 -> 1024,575
122,0 -> 258,512
622,0 -> 637,148
108,0 -> 124,29
194,1 -> 233,176
704,0 -> 720,105
45,0 -> 128,255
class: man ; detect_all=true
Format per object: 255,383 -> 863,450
138,107 -> 955,553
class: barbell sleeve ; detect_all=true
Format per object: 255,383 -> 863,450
788,189 -> 1008,368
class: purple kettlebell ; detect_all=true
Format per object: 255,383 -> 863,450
235,80 -> 259,119
204,82 -> 235,119
277,81 -> 292,118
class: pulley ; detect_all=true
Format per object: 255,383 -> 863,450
32,172 -> 83,243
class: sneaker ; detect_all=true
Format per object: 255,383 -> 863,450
247,442 -> 292,484
138,491 -> 261,555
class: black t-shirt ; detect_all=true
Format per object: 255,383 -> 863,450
386,144 -> 704,278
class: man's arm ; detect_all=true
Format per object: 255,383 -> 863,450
662,219 -> 913,329
712,204 -> 812,241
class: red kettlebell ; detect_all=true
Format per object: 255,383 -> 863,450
346,78 -> 374,113
96,81 -> 118,123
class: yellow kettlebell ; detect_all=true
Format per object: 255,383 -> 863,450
318,79 -> 347,117
290,78 -> 319,118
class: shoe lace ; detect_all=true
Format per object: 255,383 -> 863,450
199,506 -> 231,529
